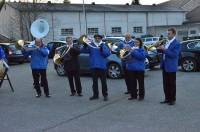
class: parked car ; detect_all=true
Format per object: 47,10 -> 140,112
103,36 -> 124,44
0,43 -> 26,64
111,42 -> 160,69
142,37 -> 160,45
179,39 -> 200,72
53,43 -> 150,79
47,39 -> 78,58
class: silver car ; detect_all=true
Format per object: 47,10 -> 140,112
54,46 -> 123,79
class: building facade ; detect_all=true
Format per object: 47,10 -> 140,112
0,2 -> 186,43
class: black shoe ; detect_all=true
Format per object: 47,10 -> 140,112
103,96 -> 108,101
124,92 -> 130,94
89,96 -> 99,100
160,100 -> 169,104
45,94 -> 51,98
138,97 -> 144,101
70,93 -> 76,96
168,101 -> 175,105
35,93 -> 41,98
128,97 -> 137,100
77,93 -> 83,97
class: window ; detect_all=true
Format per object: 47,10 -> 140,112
187,41 -> 200,50
112,27 -> 122,34
61,28 -> 73,36
190,30 -> 196,34
88,28 -> 99,35
133,27 -> 143,33
178,30 -> 188,36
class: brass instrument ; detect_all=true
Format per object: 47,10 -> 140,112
110,41 -> 138,60
15,19 -> 49,51
78,35 -> 101,49
53,45 -> 72,65
144,39 -> 167,51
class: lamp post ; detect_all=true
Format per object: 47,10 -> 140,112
82,0 -> 87,35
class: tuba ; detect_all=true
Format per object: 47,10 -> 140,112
16,19 -> 49,50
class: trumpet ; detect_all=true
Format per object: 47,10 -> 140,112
144,39 -> 167,51
15,40 -> 38,51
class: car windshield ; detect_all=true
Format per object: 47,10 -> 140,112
9,44 -> 17,50
187,41 -> 200,50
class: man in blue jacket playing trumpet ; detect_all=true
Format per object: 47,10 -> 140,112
23,38 -> 50,98
157,28 -> 180,105
81,34 -> 111,101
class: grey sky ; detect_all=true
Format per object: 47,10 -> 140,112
66,0 -> 169,5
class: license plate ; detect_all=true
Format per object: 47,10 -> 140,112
16,50 -> 22,54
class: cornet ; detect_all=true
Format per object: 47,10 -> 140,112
78,35 -> 102,49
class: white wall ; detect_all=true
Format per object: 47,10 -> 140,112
148,12 -> 185,27
0,4 -> 187,43
0,4 -> 21,40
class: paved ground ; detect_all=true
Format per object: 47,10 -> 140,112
0,60 -> 200,132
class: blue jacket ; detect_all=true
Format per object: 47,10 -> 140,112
117,40 -> 135,68
160,39 -> 180,72
126,48 -> 146,71
81,42 -> 111,70
0,47 -> 5,60
23,45 -> 49,70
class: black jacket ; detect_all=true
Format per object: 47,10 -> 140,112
62,47 -> 80,71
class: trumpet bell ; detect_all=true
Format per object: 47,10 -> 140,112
15,40 -> 25,50
119,49 -> 131,60
53,54 -> 62,65
30,19 -> 49,38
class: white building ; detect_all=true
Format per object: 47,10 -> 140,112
0,2 -> 186,43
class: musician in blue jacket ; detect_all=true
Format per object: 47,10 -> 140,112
118,33 -> 135,94
22,38 -> 50,98
81,34 -> 111,101
126,38 -> 146,101
0,47 -> 5,60
157,28 -> 180,105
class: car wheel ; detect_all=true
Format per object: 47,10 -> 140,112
107,63 -> 122,79
181,58 -> 197,72
55,64 -> 65,76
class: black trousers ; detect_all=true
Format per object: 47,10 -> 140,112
128,71 -> 145,98
91,69 -> 108,97
66,70 -> 82,94
162,70 -> 176,102
32,69 -> 49,95
123,68 -> 131,93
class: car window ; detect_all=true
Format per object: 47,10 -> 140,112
9,44 -> 17,50
187,41 -> 200,50
146,38 -> 152,42
142,38 -> 145,42
153,38 -> 158,41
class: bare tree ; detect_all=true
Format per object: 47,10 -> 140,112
63,0 -> 70,4
0,0 -> 5,10
131,0 -> 140,5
